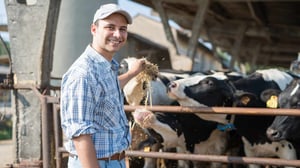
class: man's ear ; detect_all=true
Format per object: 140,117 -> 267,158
91,23 -> 97,35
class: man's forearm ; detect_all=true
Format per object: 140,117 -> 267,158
73,134 -> 100,168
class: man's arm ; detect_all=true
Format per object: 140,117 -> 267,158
73,134 -> 100,168
118,58 -> 145,88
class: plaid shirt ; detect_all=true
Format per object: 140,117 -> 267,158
60,45 -> 130,158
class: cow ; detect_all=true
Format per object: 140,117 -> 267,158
132,108 -> 229,168
167,68 -> 297,168
265,79 -> 300,161
120,57 -> 203,168
266,79 -> 300,141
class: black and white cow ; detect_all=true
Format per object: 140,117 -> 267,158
266,79 -> 300,141
120,57 -> 204,168
167,68 -> 297,168
132,108 -> 229,168
266,79 -> 300,161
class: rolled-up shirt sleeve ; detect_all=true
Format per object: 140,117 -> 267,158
61,76 -> 98,139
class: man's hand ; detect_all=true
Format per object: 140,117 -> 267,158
118,58 -> 145,88
127,58 -> 146,78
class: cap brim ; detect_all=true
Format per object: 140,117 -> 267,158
93,9 -> 132,24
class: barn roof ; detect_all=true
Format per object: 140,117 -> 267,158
131,0 -> 300,69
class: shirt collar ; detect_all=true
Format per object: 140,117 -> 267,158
86,45 -> 120,72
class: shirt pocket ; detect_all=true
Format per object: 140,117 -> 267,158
96,92 -> 122,128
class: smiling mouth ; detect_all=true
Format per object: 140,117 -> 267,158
109,39 -> 122,45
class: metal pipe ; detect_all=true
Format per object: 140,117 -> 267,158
53,104 -> 62,168
31,86 -> 52,168
40,95 -> 50,168
126,151 -> 300,167
124,105 -> 300,116
13,83 -> 61,91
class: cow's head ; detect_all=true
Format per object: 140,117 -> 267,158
266,79 -> 300,141
167,74 -> 235,107
166,73 -> 236,124
267,116 -> 300,141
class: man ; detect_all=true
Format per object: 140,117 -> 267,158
60,3 -> 145,168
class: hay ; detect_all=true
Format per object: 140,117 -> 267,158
136,59 -> 159,106
136,59 -> 159,83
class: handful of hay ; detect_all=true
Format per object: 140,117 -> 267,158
136,58 -> 159,106
136,58 -> 159,83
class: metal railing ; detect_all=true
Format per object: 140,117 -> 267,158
51,104 -> 300,168
5,84 -> 300,168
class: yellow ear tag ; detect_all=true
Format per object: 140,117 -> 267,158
241,96 -> 250,106
266,95 -> 278,108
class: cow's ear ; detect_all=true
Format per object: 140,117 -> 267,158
260,89 -> 281,102
234,91 -> 257,106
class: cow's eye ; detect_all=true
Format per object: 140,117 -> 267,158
204,79 -> 213,86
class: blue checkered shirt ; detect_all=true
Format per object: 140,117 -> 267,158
60,45 -> 130,158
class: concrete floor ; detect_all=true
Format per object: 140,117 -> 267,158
0,139 -> 14,167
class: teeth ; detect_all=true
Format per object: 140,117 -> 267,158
109,39 -> 120,44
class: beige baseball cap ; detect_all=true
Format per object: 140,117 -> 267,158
93,3 -> 132,24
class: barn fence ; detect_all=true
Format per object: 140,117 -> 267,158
55,104 -> 300,168
8,85 -> 300,168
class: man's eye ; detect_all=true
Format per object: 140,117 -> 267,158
105,26 -> 114,30
120,28 -> 127,33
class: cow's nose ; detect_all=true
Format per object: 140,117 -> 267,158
167,82 -> 177,91
266,128 -> 281,140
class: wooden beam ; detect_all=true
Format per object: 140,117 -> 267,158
230,24 -> 247,69
261,44 -> 300,53
218,41 -> 299,56
250,43 -> 261,71
160,0 -> 198,5
267,54 -> 297,62
239,51 -> 294,68
187,0 -> 210,59
205,25 -> 300,54
169,6 -> 300,41
152,0 -> 179,54
214,0 -> 288,1
247,1 -> 267,26
269,25 -> 300,39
